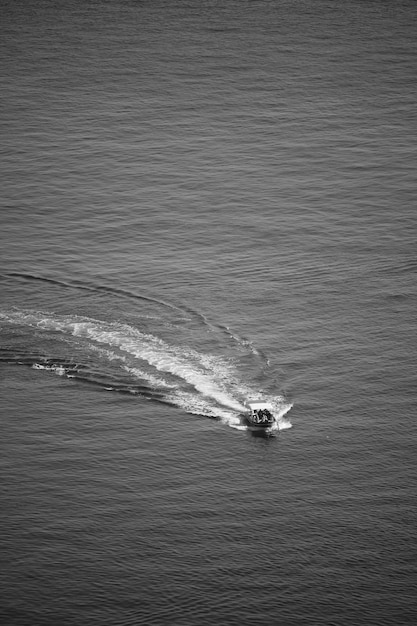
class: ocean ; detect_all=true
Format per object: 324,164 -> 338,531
1,1 -> 416,624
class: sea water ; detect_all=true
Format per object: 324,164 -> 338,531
1,1 -> 416,624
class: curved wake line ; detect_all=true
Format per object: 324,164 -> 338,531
1,308 -> 292,429
2,273 -> 264,352
2,272 -> 190,319
1,309 -> 245,411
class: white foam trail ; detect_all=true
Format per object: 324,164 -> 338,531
3,309 -> 293,430
165,390 -> 242,423
275,402 -> 293,430
2,310 -> 246,411
88,344 -> 176,389
69,321 -> 246,411
123,366 -> 177,389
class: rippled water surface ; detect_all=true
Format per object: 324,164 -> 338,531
1,1 -> 416,624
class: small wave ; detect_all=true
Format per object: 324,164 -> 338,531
222,325 -> 262,356
32,362 -> 67,376
2,272 -> 193,319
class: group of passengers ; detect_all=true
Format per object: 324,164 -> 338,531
253,408 -> 273,423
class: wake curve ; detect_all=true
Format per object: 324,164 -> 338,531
2,273 -> 269,360
2,272 -> 189,319
0,308 -> 292,430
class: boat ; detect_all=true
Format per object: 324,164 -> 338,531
243,401 -> 276,429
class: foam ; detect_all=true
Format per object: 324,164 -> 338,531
123,366 -> 177,390
164,390 -> 242,423
71,324 -> 245,411
32,363 -> 66,376
2,310 -> 245,409
2,308 -> 292,429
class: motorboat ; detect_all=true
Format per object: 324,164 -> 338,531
243,401 -> 276,429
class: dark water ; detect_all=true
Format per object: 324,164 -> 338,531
1,1 -> 416,624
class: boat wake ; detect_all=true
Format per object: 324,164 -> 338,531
0,308 -> 292,432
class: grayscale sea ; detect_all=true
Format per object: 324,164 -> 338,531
1,1 -> 416,624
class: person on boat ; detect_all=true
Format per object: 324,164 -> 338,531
263,409 -> 272,422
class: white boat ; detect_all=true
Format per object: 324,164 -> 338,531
243,401 -> 275,429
